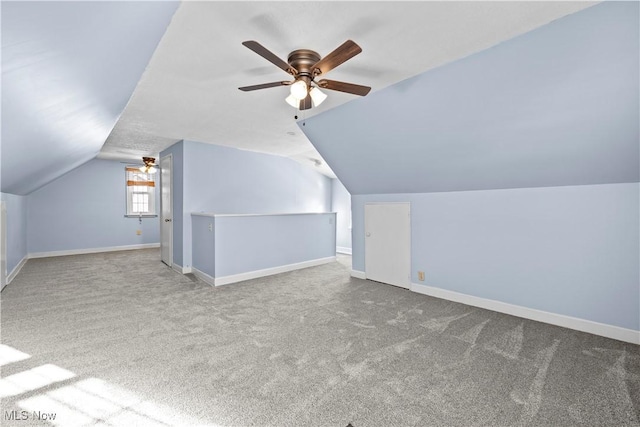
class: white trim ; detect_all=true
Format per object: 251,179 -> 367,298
160,153 -> 173,268
410,283 -> 640,345
213,256 -> 336,286
336,246 -> 352,255
28,243 -> 160,259
6,255 -> 28,285
125,167 -> 157,216
192,267 -> 215,286
351,270 -> 366,280
191,212 -> 337,218
171,263 -> 192,274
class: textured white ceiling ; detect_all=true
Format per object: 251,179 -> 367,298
99,1 -> 596,177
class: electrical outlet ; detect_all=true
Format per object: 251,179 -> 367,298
418,271 -> 425,281
136,230 -> 142,236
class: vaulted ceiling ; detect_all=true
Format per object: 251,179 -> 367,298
2,1 -> 600,195
302,1 -> 639,194
1,1 -> 179,195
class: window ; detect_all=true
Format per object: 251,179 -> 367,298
125,167 -> 157,216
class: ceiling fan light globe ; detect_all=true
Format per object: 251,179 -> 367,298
309,87 -> 327,107
285,94 -> 299,108
139,165 -> 157,174
290,80 -> 308,100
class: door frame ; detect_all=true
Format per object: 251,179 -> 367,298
364,202 -> 411,288
160,154 -> 173,267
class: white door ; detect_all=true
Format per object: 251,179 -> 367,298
1,201 -> 6,290
365,203 -> 410,288
160,154 -> 173,267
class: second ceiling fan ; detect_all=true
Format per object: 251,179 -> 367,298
238,40 -> 371,110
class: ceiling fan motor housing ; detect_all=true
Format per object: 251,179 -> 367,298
288,49 -> 321,82
142,156 -> 156,166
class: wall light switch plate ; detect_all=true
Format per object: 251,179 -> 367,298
136,230 -> 142,236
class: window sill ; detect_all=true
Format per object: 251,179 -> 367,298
125,215 -> 158,218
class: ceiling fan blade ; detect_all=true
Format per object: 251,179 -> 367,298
238,81 -> 290,91
242,41 -> 298,75
317,79 -> 371,96
299,94 -> 312,110
311,40 -> 362,76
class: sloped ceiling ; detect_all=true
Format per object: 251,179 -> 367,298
1,1 -> 178,195
1,1 -> 598,194
301,1 -> 639,195
98,1 -> 595,178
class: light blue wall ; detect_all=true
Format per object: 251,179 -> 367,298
175,140 -> 332,270
191,215 -> 215,278
211,213 -> 336,277
302,2 -> 639,195
331,179 -> 351,251
352,183 -> 640,331
159,141 -> 184,267
2,1 -> 179,195
1,193 -> 28,275
182,140 -> 331,214
27,159 -> 160,253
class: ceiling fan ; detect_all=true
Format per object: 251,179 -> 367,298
238,40 -> 371,110
121,157 -> 158,174
138,157 -> 158,174
122,157 -> 156,172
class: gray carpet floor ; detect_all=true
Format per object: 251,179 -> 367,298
0,249 -> 638,426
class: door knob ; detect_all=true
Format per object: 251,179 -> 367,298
366,232 -> 371,237
164,219 -> 172,222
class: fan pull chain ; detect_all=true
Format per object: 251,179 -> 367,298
294,107 -> 306,126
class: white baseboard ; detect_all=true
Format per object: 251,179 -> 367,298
192,267 -> 215,286
29,243 -> 160,259
214,256 -> 336,286
172,263 -> 192,274
351,270 -> 366,280
410,283 -> 640,345
336,246 -> 352,255
7,255 -> 28,285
